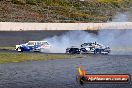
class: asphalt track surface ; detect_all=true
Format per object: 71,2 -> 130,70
0,53 -> 132,88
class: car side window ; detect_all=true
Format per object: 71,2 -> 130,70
27,42 -> 34,45
42,42 -> 49,45
36,42 -> 41,45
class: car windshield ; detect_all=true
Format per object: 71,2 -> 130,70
83,43 -> 92,46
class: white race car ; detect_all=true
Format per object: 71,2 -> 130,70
80,42 -> 111,54
15,41 -> 51,52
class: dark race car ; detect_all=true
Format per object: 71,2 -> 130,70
66,46 -> 80,54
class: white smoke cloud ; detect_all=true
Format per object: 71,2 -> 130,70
111,12 -> 128,22
98,30 -> 132,54
43,30 -> 132,55
45,30 -> 97,53
110,7 -> 132,22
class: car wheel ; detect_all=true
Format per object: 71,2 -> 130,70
94,50 -> 97,54
99,50 -> 102,54
17,47 -> 23,52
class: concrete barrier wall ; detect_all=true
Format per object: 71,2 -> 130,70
0,22 -> 132,31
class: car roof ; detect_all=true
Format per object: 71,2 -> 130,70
28,41 -> 48,42
69,46 -> 80,48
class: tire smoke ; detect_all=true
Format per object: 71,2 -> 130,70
110,7 -> 132,22
45,31 -> 97,53
44,30 -> 132,55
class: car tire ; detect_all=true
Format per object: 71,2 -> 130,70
17,47 -> 23,52
94,50 -> 97,54
99,50 -> 102,54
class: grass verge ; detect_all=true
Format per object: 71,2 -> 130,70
0,52 -> 78,64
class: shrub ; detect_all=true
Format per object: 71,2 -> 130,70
11,0 -> 26,5
26,0 -> 38,5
